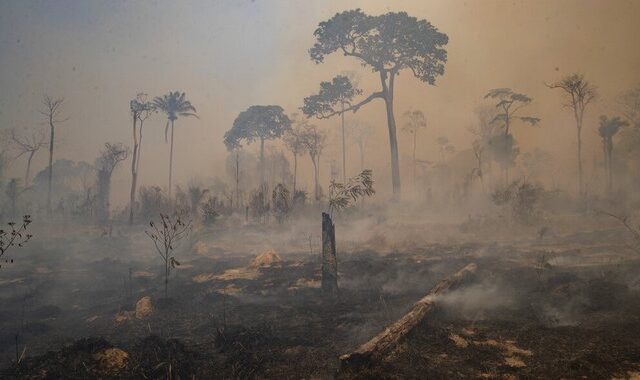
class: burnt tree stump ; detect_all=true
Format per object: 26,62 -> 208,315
321,212 -> 338,295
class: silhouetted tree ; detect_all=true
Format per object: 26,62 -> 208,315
346,119 -> 373,171
547,74 -> 596,195
187,185 -> 209,217
300,123 -> 326,200
95,143 -> 129,222
129,93 -> 155,224
484,88 -> 540,183
224,105 -> 291,185
309,9 -> 448,199
153,91 -> 198,197
283,116 -> 307,193
10,127 -> 46,187
302,75 -> 361,182
402,109 -> 427,184
40,95 -> 67,214
598,116 -> 628,195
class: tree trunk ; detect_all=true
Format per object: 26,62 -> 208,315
168,120 -> 175,197
577,125 -> 583,197
311,156 -> 319,201
164,254 -> 169,299
382,72 -> 401,200
260,137 -> 265,185
340,263 -> 478,371
321,212 -> 338,295
235,149 -> 240,209
341,101 -> 346,183
412,130 -> 417,188
25,151 -> 35,188
47,119 -> 55,214
293,153 -> 297,193
129,116 -> 139,225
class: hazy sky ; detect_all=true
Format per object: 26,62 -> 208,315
1,0 -> 639,203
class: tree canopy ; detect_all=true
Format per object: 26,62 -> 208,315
224,105 -> 291,149
485,88 -> 540,134
301,75 -> 362,119
310,9 -> 448,87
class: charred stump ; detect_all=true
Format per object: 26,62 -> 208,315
321,212 -> 338,295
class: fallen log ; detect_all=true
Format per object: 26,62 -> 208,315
339,263 -> 477,371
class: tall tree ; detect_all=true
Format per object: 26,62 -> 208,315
302,75 -> 361,182
129,93 -> 155,224
40,95 -> 67,214
598,116 -> 628,195
617,86 -> 640,183
223,136 -> 242,209
619,86 -> 640,129
10,127 -> 47,187
346,119 -> 373,171
309,9 -> 448,199
224,105 -> 291,185
402,109 -> 427,185
300,123 -> 327,200
283,116 -> 307,193
484,88 -> 540,183
95,143 -> 129,222
547,74 -> 596,196
153,91 -> 198,197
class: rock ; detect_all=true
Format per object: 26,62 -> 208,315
93,348 -> 129,371
135,296 -> 153,319
249,250 -> 282,268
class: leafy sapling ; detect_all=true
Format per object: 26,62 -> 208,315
0,215 -> 34,269
327,169 -> 375,217
145,213 -> 192,298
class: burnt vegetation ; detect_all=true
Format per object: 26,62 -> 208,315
1,4 -> 640,380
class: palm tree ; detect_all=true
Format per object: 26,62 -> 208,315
598,115 -> 628,195
153,92 -> 198,197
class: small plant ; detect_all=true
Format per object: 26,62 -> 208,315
491,180 -> 546,225
0,215 -> 33,269
600,211 -> 640,253
534,251 -> 553,281
293,190 -> 307,207
145,213 -> 192,298
327,169 -> 375,217
271,184 -> 290,224
249,184 -> 270,222
201,196 -> 222,226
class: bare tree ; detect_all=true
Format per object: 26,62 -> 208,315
283,115 -> 307,194
0,215 -> 33,270
547,74 -> 597,196
129,93 -> 155,224
145,214 -> 191,298
39,95 -> 67,214
300,123 -> 326,201
10,128 -> 47,187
